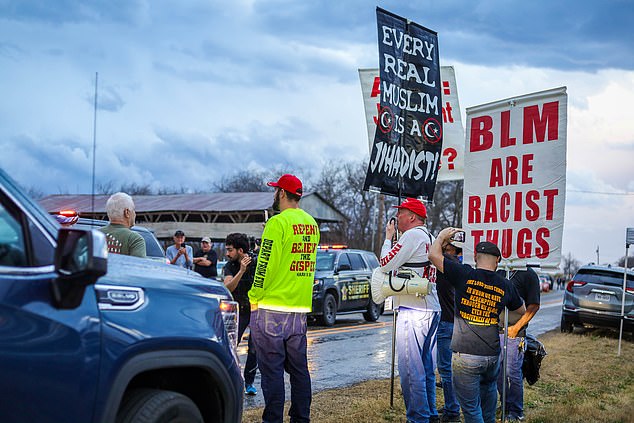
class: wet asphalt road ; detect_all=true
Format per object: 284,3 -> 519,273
240,289 -> 565,409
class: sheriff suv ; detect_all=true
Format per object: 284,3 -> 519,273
310,245 -> 383,326
0,168 -> 243,423
561,264 -> 634,334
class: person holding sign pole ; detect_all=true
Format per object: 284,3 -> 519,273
495,268 -> 540,422
435,240 -> 463,423
429,229 -> 525,423
379,197 -> 440,423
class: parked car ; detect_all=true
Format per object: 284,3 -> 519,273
0,169 -> 243,423
217,260 -> 227,280
537,273 -> 552,292
561,264 -> 634,334
53,214 -> 168,263
310,245 -> 383,326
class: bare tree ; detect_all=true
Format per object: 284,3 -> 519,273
312,160 -> 376,251
96,180 -> 153,195
562,252 -> 582,279
426,180 -> 463,235
119,183 -> 154,195
25,186 -> 46,200
96,180 -> 117,194
214,166 -> 311,193
617,255 -> 634,268
214,170 -> 270,192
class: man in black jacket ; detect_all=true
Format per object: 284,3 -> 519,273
223,233 -> 258,395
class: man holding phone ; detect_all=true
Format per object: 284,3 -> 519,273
166,230 -> 193,269
379,197 -> 440,423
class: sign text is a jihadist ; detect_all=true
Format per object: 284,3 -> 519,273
463,87 -> 568,268
359,67 -> 465,182
363,8 -> 443,201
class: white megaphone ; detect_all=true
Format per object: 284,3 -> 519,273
370,267 -> 432,304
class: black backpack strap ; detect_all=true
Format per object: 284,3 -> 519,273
402,226 -> 434,268
403,260 -> 431,268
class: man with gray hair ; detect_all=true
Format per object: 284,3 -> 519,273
99,192 -> 146,258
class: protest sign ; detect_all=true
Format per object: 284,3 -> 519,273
462,87 -> 567,268
363,8 -> 443,200
359,67 -> 464,182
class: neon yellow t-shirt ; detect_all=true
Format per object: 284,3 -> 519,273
248,207 -> 320,312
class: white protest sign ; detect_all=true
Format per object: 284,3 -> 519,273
359,66 -> 465,182
462,87 -> 567,268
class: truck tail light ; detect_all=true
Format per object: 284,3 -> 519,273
220,300 -> 239,349
566,280 -> 586,293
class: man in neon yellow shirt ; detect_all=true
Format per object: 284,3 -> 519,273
249,174 -> 320,423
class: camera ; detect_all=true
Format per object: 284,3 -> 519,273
451,231 -> 465,243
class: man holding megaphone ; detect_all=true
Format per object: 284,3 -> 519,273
378,197 -> 441,423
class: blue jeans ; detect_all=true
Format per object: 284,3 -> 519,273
452,353 -> 499,423
497,335 -> 525,418
436,321 -> 460,415
238,306 -> 258,386
250,309 -> 311,423
396,308 -> 439,423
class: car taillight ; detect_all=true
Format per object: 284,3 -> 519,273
626,287 -> 634,294
566,280 -> 586,293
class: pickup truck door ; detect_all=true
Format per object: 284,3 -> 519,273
0,189 -> 101,423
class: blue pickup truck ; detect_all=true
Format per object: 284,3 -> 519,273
0,168 -> 243,423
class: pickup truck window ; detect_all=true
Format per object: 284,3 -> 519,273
0,202 -> 27,267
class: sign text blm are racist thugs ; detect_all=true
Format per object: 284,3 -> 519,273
363,8 -> 443,200
462,87 -> 567,268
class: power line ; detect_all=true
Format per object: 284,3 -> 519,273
568,189 -> 634,196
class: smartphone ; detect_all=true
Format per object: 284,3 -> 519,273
451,231 -> 465,243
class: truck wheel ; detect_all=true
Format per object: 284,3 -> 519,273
117,389 -> 203,423
363,299 -> 382,322
320,293 -> 337,326
560,315 -> 573,333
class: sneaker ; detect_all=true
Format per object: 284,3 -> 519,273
505,415 -> 525,422
429,416 -> 440,423
440,412 -> 461,422
245,384 -> 257,396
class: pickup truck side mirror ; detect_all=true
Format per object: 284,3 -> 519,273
52,228 -> 108,309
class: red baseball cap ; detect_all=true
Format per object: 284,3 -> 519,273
267,174 -> 303,197
393,197 -> 427,218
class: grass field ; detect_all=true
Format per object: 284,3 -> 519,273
242,328 -> 634,423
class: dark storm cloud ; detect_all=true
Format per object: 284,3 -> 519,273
111,117 -> 332,192
248,0 -> 634,71
0,0 -> 146,25
6,135 -> 91,175
397,1 -> 634,71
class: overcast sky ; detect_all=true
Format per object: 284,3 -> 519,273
1,0 -> 633,266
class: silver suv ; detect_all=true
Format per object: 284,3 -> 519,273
561,264 -> 634,333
